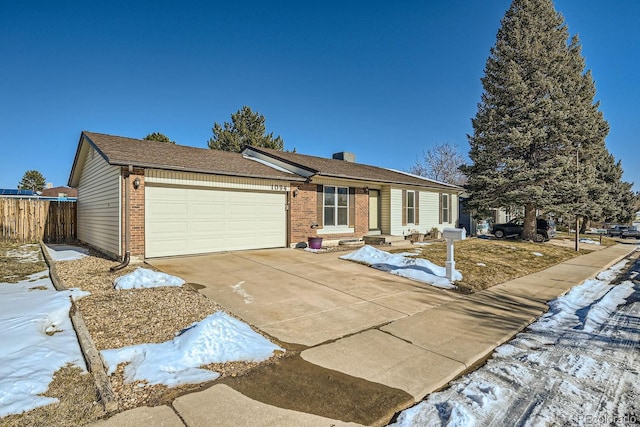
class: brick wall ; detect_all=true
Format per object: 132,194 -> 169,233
289,182 -> 318,245
129,169 -> 145,258
119,168 -> 145,259
289,183 -> 370,246
354,187 -> 369,236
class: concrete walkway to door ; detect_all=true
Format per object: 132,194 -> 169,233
149,248 -> 461,347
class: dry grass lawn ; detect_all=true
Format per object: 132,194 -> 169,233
0,242 -> 47,282
1,365 -> 103,427
403,238 -> 591,293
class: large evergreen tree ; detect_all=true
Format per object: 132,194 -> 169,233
144,132 -> 175,144
462,0 -> 618,240
208,106 -> 284,152
18,170 -> 46,192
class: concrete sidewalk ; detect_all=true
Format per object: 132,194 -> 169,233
94,243 -> 636,427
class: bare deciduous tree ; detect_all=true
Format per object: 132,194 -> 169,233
408,142 -> 467,185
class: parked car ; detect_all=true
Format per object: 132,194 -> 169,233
606,225 -> 629,237
621,227 -> 640,239
492,218 -> 550,243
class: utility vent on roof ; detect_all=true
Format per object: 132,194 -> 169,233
332,152 -> 355,162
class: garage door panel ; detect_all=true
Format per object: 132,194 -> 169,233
191,218 -> 225,233
149,202 -> 189,217
147,221 -> 189,235
146,186 -> 286,257
191,203 -> 223,217
189,237 -> 226,252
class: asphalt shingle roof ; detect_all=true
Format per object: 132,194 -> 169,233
71,132 -> 461,191
247,147 -> 462,191
78,132 -> 304,182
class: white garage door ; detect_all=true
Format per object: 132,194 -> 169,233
145,186 -> 286,258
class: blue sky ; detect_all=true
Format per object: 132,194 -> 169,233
1,1 -> 638,190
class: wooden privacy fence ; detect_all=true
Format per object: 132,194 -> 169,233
0,198 -> 77,243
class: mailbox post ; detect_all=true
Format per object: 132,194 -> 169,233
442,228 -> 466,281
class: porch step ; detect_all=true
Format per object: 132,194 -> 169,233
363,235 -> 411,246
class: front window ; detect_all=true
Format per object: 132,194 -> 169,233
442,194 -> 449,223
324,186 -> 348,226
407,191 -> 415,224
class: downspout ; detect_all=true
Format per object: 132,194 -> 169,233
110,165 -> 132,271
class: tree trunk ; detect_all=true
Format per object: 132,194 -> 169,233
580,217 -> 590,235
522,203 -> 537,241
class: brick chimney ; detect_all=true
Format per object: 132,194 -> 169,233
332,152 -> 355,162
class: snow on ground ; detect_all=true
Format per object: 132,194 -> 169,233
340,245 -> 460,289
390,260 -> 640,427
6,243 -> 41,263
1,244 -> 284,417
45,244 -> 89,261
232,281 -> 254,304
580,238 -> 601,245
113,267 -> 185,289
0,272 -> 89,417
101,312 -> 283,387
531,252 -> 543,257
103,266 -> 282,387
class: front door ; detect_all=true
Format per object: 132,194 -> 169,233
368,189 -> 380,231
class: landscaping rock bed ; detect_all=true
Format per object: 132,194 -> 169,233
54,247 -> 284,412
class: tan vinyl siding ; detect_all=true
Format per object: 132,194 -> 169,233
390,188 -> 405,235
391,188 -> 453,235
380,186 -> 391,234
77,146 -> 121,258
145,169 -> 290,191
439,193 -> 458,227
450,195 -> 457,223
420,191 -> 441,231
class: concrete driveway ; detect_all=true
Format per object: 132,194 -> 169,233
148,248 -> 459,347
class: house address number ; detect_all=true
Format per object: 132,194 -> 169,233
271,185 -> 289,191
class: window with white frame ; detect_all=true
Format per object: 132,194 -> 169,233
324,186 -> 348,227
441,194 -> 449,223
406,191 -> 416,224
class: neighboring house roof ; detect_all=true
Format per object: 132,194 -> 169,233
40,186 -> 77,198
68,132 -> 305,186
244,146 -> 463,192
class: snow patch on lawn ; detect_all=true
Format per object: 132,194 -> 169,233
579,238 -> 601,245
6,244 -> 41,263
0,273 -> 89,417
340,245 -> 460,289
101,312 -> 283,387
114,267 -> 185,290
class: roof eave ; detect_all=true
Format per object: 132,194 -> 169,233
312,172 -> 464,192
68,132 -> 112,187
242,146 -> 318,177
109,161 -> 307,182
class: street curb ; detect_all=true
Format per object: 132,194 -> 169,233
40,241 -> 118,413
